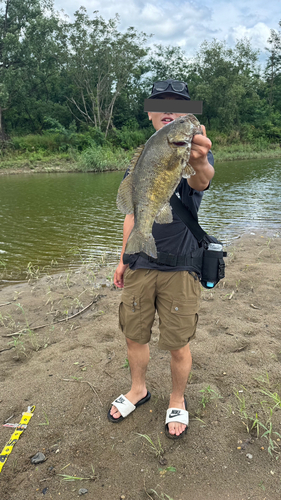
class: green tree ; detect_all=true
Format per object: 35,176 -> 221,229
0,82 -> 8,138
0,0 -> 69,136
191,38 -> 261,132
65,8 -> 150,137
145,44 -> 191,83
264,21 -> 281,109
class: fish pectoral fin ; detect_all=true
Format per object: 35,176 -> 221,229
155,203 -> 173,224
116,174 -> 134,214
182,163 -> 196,179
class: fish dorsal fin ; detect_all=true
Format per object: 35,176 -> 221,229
116,174 -> 134,214
129,144 -> 146,171
116,145 -> 145,215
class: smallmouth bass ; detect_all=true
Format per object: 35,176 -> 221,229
117,114 -> 202,258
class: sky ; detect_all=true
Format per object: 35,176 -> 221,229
54,0 -> 280,66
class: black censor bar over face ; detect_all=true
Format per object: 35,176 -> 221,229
144,99 -> 203,114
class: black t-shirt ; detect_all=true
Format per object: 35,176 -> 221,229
125,150 -> 214,272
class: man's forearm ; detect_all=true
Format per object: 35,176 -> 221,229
187,158 -> 215,191
186,128 -> 214,191
119,214 -> 134,263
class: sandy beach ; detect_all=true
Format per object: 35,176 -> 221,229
0,233 -> 281,500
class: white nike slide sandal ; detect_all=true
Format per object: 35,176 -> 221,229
165,398 -> 188,439
107,392 -> 151,423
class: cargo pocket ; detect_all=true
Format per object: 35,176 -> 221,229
170,298 -> 200,316
118,292 -> 142,341
168,298 -> 200,345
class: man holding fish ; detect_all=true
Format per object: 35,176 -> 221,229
108,79 -> 214,439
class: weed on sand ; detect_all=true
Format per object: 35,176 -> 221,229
137,433 -> 164,459
234,377 -> 281,459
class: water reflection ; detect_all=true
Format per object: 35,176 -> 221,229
0,157 -> 280,282
199,158 -> 281,239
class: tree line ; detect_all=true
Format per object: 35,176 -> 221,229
0,0 -> 281,149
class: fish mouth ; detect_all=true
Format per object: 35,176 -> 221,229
172,141 -> 188,146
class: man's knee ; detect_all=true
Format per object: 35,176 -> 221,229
170,343 -> 192,361
126,337 -> 149,349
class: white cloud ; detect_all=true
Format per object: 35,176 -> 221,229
227,22 -> 271,51
53,0 -> 280,62
140,4 -> 164,23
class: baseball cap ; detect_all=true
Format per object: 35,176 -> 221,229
148,79 -> 190,100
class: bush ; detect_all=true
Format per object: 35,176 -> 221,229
9,130 -> 108,155
207,130 -> 228,146
251,137 -> 270,151
78,145 -> 132,172
262,123 -> 281,140
108,125 -> 153,149
10,134 -> 62,152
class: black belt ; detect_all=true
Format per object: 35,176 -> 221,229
123,250 -> 203,269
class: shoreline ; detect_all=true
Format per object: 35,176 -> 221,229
1,147 -> 281,175
1,231 -> 279,291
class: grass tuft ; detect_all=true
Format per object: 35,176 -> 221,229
234,384 -> 281,458
137,433 -> 164,458
199,385 -> 222,409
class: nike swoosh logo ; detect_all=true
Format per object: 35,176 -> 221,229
169,412 -> 182,418
116,398 -> 125,404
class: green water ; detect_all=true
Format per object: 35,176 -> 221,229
0,158 -> 280,283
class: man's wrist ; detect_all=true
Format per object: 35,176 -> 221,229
119,255 -> 128,267
188,160 -> 214,190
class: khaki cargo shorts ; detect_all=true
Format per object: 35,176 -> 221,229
119,268 -> 201,350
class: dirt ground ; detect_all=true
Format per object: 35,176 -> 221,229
0,234 -> 281,500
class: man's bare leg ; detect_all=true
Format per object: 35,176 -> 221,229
168,343 -> 192,437
110,338 -> 150,419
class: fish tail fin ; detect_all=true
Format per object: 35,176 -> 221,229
125,229 -> 157,259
